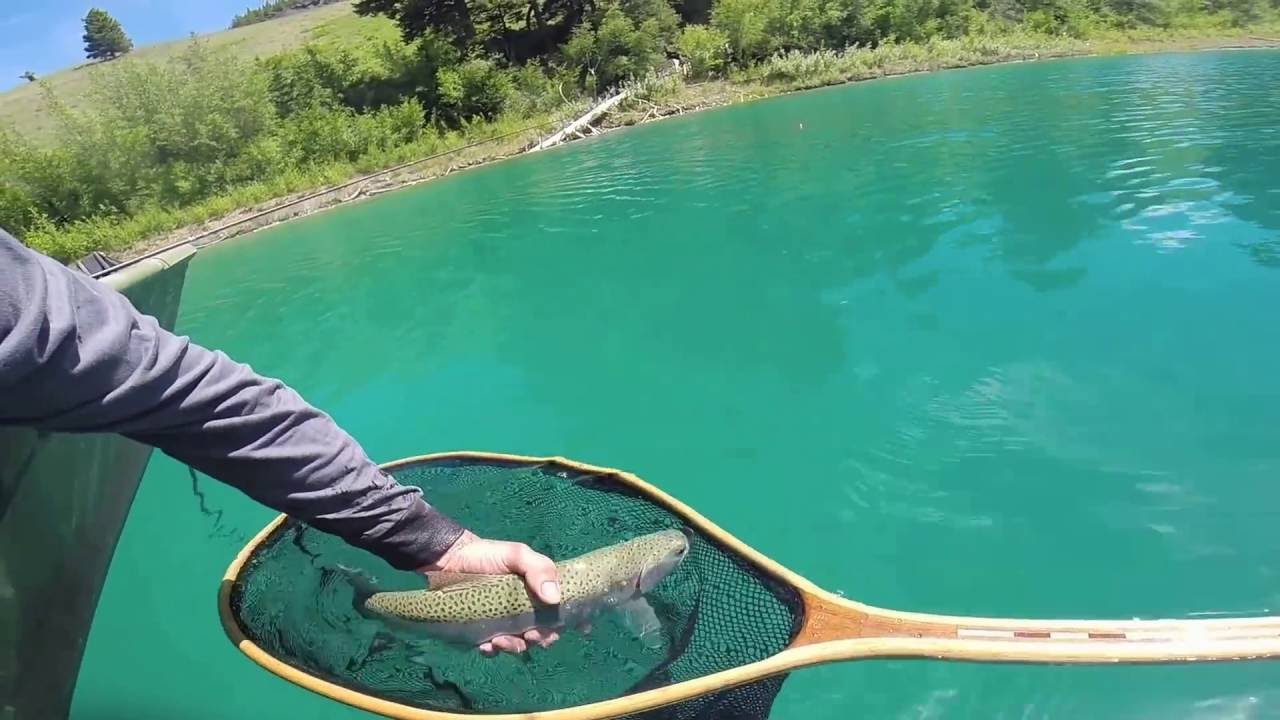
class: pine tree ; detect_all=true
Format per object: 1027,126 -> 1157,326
20,71 -> 36,82
82,8 -> 134,61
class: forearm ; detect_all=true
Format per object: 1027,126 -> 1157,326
0,230 -> 464,569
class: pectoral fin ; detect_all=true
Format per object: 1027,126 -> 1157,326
618,598 -> 664,649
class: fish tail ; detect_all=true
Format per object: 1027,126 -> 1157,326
335,564 -> 382,611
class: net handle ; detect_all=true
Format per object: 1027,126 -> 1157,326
790,588 -> 1280,663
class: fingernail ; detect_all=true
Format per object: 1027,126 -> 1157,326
541,581 -> 561,604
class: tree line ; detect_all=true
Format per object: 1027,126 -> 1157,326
356,0 -> 1276,75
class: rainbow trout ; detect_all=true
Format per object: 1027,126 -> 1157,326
360,529 -> 690,646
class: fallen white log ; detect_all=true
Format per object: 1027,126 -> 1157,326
532,89 -> 630,151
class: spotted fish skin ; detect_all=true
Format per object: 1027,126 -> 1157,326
361,529 -> 689,644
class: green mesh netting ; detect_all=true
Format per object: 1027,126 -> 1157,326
228,456 -> 805,718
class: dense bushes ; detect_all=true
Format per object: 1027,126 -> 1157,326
676,24 -> 730,77
703,0 -> 979,63
563,0 -> 682,90
436,59 -> 517,122
0,37 -> 548,246
1,44 -> 278,231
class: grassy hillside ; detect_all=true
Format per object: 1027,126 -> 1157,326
0,2 -> 396,141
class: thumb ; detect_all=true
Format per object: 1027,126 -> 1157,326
510,544 -> 561,605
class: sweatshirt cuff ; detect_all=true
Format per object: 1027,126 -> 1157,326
372,494 -> 468,571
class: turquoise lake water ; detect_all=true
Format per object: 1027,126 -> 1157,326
71,50 -> 1280,719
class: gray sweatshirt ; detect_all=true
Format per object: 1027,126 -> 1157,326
0,229 -> 465,570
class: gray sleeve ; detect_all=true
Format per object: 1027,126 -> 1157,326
0,230 -> 465,570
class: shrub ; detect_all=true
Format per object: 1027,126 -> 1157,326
562,0 -> 681,92
435,58 -> 515,123
676,24 -> 731,77
710,0 -> 771,60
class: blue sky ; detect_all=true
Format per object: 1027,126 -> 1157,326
0,0 -> 259,91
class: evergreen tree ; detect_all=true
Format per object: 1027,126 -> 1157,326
82,8 -> 134,61
20,71 -> 36,82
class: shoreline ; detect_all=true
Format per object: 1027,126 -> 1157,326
103,33 -> 1280,268
601,35 -> 1280,131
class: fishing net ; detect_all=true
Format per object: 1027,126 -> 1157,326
226,455 -> 805,718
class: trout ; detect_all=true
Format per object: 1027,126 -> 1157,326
360,529 -> 690,645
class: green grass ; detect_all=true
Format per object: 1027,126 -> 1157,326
0,1 -> 396,142
1083,19 -> 1280,49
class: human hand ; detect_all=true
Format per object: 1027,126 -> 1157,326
418,530 -> 562,656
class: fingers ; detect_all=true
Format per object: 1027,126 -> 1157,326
489,635 -> 527,654
507,543 -> 561,605
480,629 -> 562,657
523,628 -> 559,648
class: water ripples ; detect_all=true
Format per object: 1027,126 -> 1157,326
463,53 -> 1280,289
167,50 -> 1280,720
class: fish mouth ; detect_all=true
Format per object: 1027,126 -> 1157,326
677,526 -> 693,554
